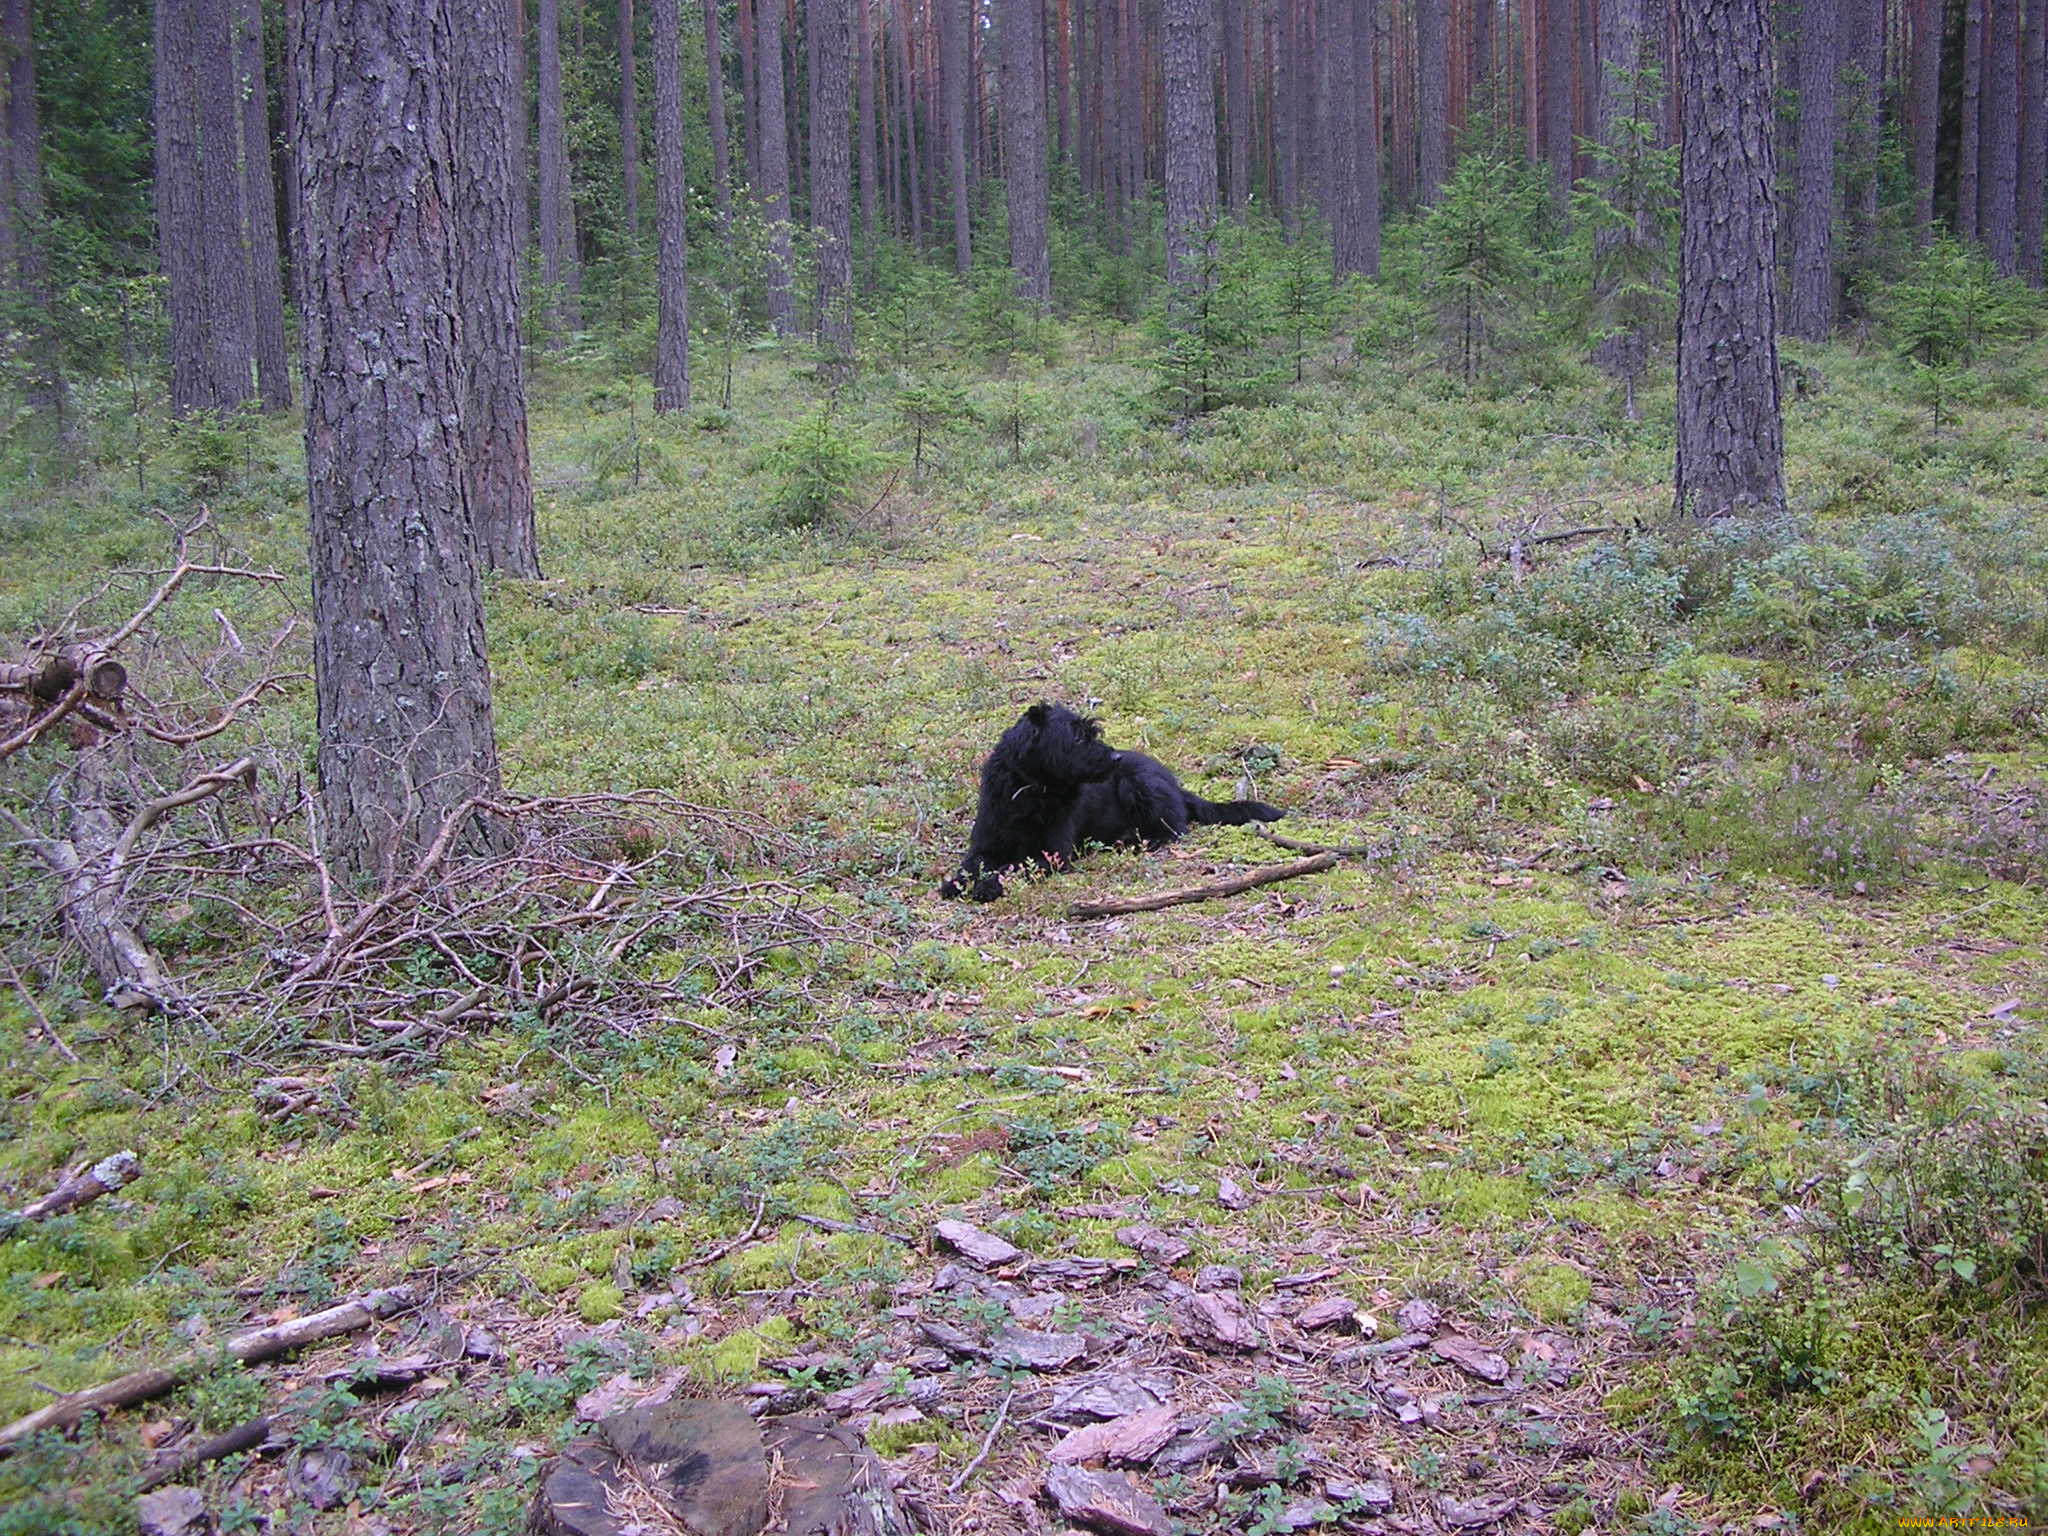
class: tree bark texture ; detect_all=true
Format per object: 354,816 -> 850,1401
704,0 -> 733,219
811,0 -> 855,360
2021,0 -> 2046,282
1983,0 -> 2021,271
1960,0 -> 1983,239
2,0 -> 58,413
235,0 -> 291,411
1004,0 -> 1053,305
1417,0 -> 1447,204
1223,0 -> 1251,208
1164,0 -> 1217,292
622,0 -> 642,237
291,0 -> 509,886
536,0 -> 583,335
858,0 -> 879,245
1277,0 -> 1298,226
942,0 -> 972,267
1675,0 -> 1785,519
1786,0 -> 1837,339
454,0 -> 540,576
197,0 -> 254,408
156,0 -> 232,413
739,0 -> 762,193
1328,0 -> 1378,276
652,0 -> 693,408
757,0 -> 797,330
1541,0 -> 1573,198
1909,0 -> 1939,236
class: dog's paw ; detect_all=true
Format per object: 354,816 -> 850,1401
969,874 -> 1005,902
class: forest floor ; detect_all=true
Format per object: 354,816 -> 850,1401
2,320 -> 2046,1536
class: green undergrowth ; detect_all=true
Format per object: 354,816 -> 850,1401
3,318 -> 2048,1529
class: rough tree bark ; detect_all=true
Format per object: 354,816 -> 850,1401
291,0 -> 510,885
1541,0 -> 1573,199
1277,0 -> 1298,228
198,0 -> 254,408
812,0 -> 855,361
1960,0 -> 1983,240
757,0 -> 797,331
1222,0 -> 1250,209
1004,0 -> 1053,306
1786,0 -> 1837,339
739,0 -> 762,194
622,0 -> 641,237
1674,0 -> 1784,519
1164,0 -> 1217,292
1983,0 -> 2020,272
156,0 -> 210,413
2,0 -> 59,415
858,0 -> 879,246
454,0 -> 540,576
1328,0 -> 1378,276
236,0 -> 291,411
704,0 -> 733,220
2021,0 -> 2046,283
1909,0 -> 1939,238
652,0 -> 692,408
536,0 -> 584,336
1418,0 -> 1448,205
942,0 -> 973,268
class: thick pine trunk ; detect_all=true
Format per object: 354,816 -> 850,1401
942,0 -> 972,267
290,0 -> 509,884
1418,0 -> 1448,204
236,0 -> 291,411
156,0 -> 211,413
622,0 -> 641,238
1675,0 -> 1784,519
652,0 -> 692,407
894,0 -> 924,242
1541,0 -> 1573,199
1164,0 -> 1216,292
1960,0 -> 1983,239
739,0 -> 762,193
1983,0 -> 2021,271
812,0 -> 855,361
757,0 -> 797,330
2,0 -> 59,415
455,0 -> 540,575
1787,0 -> 1837,338
199,0 -> 254,408
1222,0 -> 1250,208
2020,0 -> 2046,283
1329,0 -> 1378,275
1004,0 -> 1053,305
1277,0 -> 1298,228
536,0 -> 583,335
1909,0 -> 1939,237
705,0 -> 733,220
858,0 -> 879,247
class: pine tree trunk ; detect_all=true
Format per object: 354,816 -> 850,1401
1418,0 -> 1448,203
858,0 -> 879,247
157,0 -> 211,414
1787,0 -> 1837,338
812,0 -> 855,361
1593,0 -> 1645,378
2,0 -> 59,416
739,0 -> 762,192
1004,0 -> 1053,304
1164,0 -> 1216,291
199,0 -> 254,407
511,0 -> 531,269
757,0 -> 797,329
622,0 -> 641,238
1983,0 -> 2020,271
894,0 -> 924,242
1473,0 -> 1493,84
536,0 -> 583,334
236,0 -> 291,411
652,0 -> 693,407
1277,0 -> 1299,228
1057,0 -> 1074,162
942,0 -> 973,267
2020,0 -> 2046,283
1910,0 -> 1939,236
290,0 -> 509,885
1675,0 -> 1784,519
1541,0 -> 1573,199
1329,0 -> 1378,274
453,0 -> 539,574
704,0 -> 733,220
1222,0 -> 1250,208
1960,0 -> 1983,239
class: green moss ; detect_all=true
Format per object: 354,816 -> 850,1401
1416,1169 -> 1534,1228
700,1316 -> 800,1379
577,1282 -> 625,1324
1511,1260 -> 1592,1322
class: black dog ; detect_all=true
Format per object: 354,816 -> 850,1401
939,703 -> 1283,902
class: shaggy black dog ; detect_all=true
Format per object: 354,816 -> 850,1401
939,703 -> 1283,902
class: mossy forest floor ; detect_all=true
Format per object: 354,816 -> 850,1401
2,323 -> 2046,1535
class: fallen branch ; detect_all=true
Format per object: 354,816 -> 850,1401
947,1388 -> 1015,1494
7,1150 -> 141,1224
1067,854 -> 1339,919
1255,826 -> 1388,858
137,1415 -> 273,1491
0,1285 -> 414,1451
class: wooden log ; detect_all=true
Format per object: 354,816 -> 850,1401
137,1415 -> 273,1491
0,1286 -> 414,1451
1067,854 -> 1339,919
11,1149 -> 141,1222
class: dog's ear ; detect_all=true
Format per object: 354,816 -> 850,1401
1025,703 -> 1050,725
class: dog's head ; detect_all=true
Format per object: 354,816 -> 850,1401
1001,702 -> 1121,788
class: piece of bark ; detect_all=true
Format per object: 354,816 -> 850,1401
1113,1225 -> 1190,1266
1192,1265 -> 1243,1291
1296,1296 -> 1370,1332
1431,1335 -> 1510,1384
1047,1404 -> 1179,1466
289,1446 -> 356,1510
917,1318 -> 987,1358
763,1415 -> 915,1536
1438,1492 -> 1519,1528
0,1287 -> 415,1449
934,1219 -> 1023,1267
1043,1371 -> 1175,1423
136,1486 -> 207,1536
139,1416 -> 273,1491
1067,854 -> 1338,919
1396,1298 -> 1442,1334
1215,1176 -> 1253,1211
13,1149 -> 141,1221
1043,1464 -> 1172,1536
990,1327 -> 1085,1370
1169,1291 -> 1261,1352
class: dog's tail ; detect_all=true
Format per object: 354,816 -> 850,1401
1187,795 -> 1284,826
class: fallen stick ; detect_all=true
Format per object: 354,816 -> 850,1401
137,1415 -> 273,1491
1067,854 -> 1338,919
1255,826 -> 1387,858
0,1285 -> 413,1451
9,1150 -> 141,1224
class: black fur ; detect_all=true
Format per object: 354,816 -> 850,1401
939,702 -> 1283,902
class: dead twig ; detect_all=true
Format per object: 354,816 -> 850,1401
6,1150 -> 141,1224
1067,854 -> 1339,919
137,1415 -> 273,1491
1255,827 -> 1387,858
947,1389 -> 1015,1494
